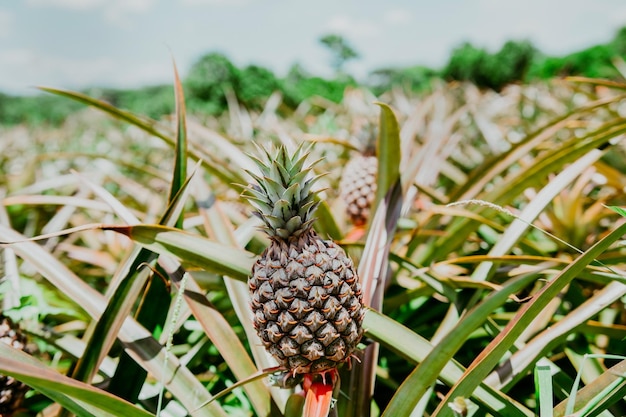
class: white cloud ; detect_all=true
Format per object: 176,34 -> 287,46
326,15 -> 380,38
180,0 -> 251,5
0,10 -> 13,38
26,0 -> 104,11
609,5 -> 626,26
26,0 -> 155,26
103,0 -> 155,26
383,8 -> 412,25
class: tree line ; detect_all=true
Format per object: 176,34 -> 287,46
2,27 -> 626,126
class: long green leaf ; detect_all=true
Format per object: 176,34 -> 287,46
38,86 -> 242,186
430,222 -> 626,417
374,102 -> 401,212
418,98 -> 626,264
381,264 -> 542,416
553,359 -> 626,417
365,310 -> 533,417
339,103 -> 402,417
170,59 -> 188,225
0,343 -> 155,417
535,366 -> 553,417
0,224 -> 227,417
69,164 -> 197,398
485,280 -> 626,391
118,60 -> 188,407
105,224 -> 253,280
103,221 -> 272,413
68,177 -> 270,414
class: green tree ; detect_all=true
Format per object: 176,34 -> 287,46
443,42 -> 488,84
281,62 -> 355,106
185,52 -> 239,114
236,64 -> 279,109
367,65 -> 440,95
115,85 -> 175,119
319,33 -> 360,75
483,40 -> 536,90
444,40 -> 536,91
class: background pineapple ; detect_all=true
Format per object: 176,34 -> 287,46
244,144 -> 365,377
339,124 -> 378,227
0,314 -> 30,417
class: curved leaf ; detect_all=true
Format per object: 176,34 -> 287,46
430,222 -> 626,417
105,224 -> 253,280
0,343 -> 154,417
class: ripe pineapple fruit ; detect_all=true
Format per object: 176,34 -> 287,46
339,125 -> 378,227
0,314 -> 30,417
244,144 -> 364,376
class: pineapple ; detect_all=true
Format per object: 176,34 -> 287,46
0,314 -> 30,417
339,125 -> 378,227
244,144 -> 364,376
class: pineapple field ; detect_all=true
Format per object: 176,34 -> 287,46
1,73 -> 626,417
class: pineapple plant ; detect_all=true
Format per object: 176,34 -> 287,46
243,144 -> 365,381
339,125 -> 378,227
0,314 -> 30,417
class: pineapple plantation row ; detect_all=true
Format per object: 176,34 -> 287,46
0,74 -> 625,417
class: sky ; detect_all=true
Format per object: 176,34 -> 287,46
1,0 -> 625,96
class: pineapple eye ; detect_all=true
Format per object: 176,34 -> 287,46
290,278 -> 311,297
307,286 -> 329,308
289,324 -> 314,344
333,309 -> 352,332
316,323 -> 340,346
277,311 -> 297,332
274,287 -> 295,309
278,337 -> 300,357
288,298 -> 313,319
301,340 -> 325,361
326,339 -> 347,362
262,323 -> 283,344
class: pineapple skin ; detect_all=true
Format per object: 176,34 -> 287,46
0,315 -> 30,417
339,155 -> 378,227
249,230 -> 364,375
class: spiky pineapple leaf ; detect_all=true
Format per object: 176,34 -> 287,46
0,343 -> 155,417
37,86 -> 242,186
379,263 -> 540,417
0,223 -> 227,417
423,113 -> 626,264
534,366 -> 553,417
365,310 -> 533,417
69,163 -> 198,395
428,221 -> 626,417
170,58 -> 188,227
553,358 -> 626,417
374,102 -> 401,212
104,224 -> 252,280
607,205 -> 626,218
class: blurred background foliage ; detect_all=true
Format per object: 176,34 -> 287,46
2,26 -> 626,127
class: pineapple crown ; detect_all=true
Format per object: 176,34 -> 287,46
354,121 -> 378,156
243,144 -> 324,240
